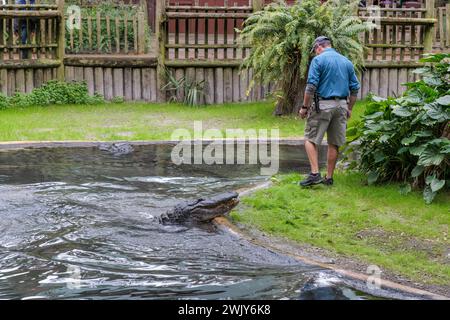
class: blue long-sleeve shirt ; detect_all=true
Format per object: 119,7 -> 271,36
307,48 -> 360,99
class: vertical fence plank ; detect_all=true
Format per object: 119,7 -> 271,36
174,68 -> 185,103
115,17 -> 121,54
195,67 -> 205,105
0,70 -> 8,95
224,67 -> 233,103
113,68 -> 124,98
398,68 -> 408,95
149,67 -> 157,102
446,4 -> 450,48
379,68 -> 389,98
361,70 -> 369,98
85,67 -> 95,96
104,68 -> 114,100
124,67 -> 133,101
96,11 -> 101,53
133,68 -> 142,100
232,68 -> 240,102
370,68 -> 379,97
156,0 -> 166,102
25,69 -> 34,93
388,68 -> 398,97
34,69 -> 44,89
94,67 -> 104,96
138,11 -> 146,54
205,68 -> 215,105
7,70 -> 15,95
215,67 -> 224,104
142,68 -> 152,101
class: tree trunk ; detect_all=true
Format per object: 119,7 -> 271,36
273,60 -> 306,116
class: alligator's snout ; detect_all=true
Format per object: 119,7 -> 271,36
189,192 -> 240,222
159,192 -> 240,224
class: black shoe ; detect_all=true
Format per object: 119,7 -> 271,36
323,176 -> 334,186
299,173 -> 323,187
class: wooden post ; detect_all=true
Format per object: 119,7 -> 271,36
138,11 -> 146,54
446,3 -> 450,48
424,0 -> 436,53
252,0 -> 263,12
57,0 -> 65,81
156,0 -> 167,102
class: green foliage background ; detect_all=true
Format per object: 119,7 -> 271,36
238,0 -> 373,114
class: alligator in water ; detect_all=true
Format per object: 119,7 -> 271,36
99,143 -> 134,156
159,192 -> 239,224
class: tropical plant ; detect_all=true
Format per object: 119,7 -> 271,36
346,53 -> 450,203
163,69 -> 206,107
238,0 -> 374,115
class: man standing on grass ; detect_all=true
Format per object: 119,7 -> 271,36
299,36 -> 360,187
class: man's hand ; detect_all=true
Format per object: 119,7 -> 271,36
299,107 -> 308,119
346,109 -> 352,119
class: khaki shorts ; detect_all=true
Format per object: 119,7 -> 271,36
304,99 -> 348,147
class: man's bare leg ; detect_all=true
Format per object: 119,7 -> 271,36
327,144 -> 339,178
305,140 -> 320,174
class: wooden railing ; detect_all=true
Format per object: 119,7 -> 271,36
434,4 -> 450,51
158,0 -> 439,66
65,4 -> 148,54
359,0 -> 437,64
0,0 -> 64,77
164,1 -> 252,63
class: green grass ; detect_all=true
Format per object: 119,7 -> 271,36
0,100 -> 368,142
231,173 -> 450,286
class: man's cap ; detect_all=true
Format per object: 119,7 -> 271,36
311,36 -> 331,53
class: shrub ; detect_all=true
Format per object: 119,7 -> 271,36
346,53 -> 450,203
0,93 -> 9,110
111,96 -> 125,104
0,81 -> 105,109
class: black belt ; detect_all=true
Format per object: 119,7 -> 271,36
320,96 -> 347,100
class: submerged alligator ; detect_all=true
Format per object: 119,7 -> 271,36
99,143 -> 134,156
159,192 -> 239,224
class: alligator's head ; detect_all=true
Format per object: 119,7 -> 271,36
181,192 -> 240,223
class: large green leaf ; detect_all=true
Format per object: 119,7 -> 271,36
409,145 -> 426,156
392,106 -> 413,117
367,171 -> 379,185
423,186 -> 437,204
426,176 -> 446,192
424,103 -> 450,121
423,76 -> 443,87
399,183 -> 412,195
436,95 -> 450,106
411,165 -> 424,178
418,148 -> 445,166
401,135 -> 417,146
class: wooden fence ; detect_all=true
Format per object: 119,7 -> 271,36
65,5 -> 148,54
434,3 -> 450,51
0,0 -> 64,95
0,0 -> 447,102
